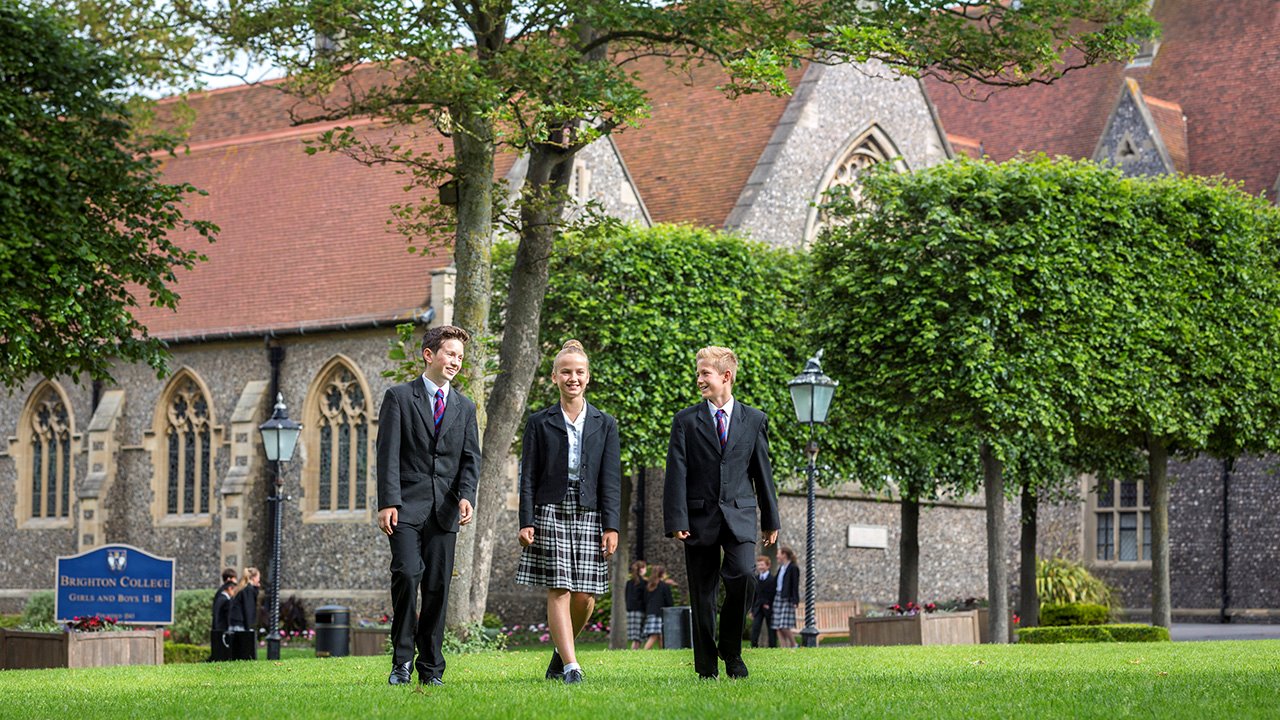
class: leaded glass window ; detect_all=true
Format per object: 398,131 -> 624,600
1092,479 -> 1151,563
316,366 -> 369,512
165,378 -> 213,515
28,387 -> 72,519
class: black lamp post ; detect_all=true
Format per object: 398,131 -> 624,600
787,350 -> 837,649
258,393 -> 302,661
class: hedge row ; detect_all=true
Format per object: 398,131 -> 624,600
1017,623 -> 1171,644
164,642 -> 211,664
1040,602 -> 1110,627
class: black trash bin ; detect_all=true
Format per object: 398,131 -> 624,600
315,605 -> 350,658
662,605 -> 692,649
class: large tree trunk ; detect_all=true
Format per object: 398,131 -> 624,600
980,442 -> 1008,644
1148,436 -> 1171,628
466,145 -> 574,621
1019,481 -> 1039,628
897,495 -> 920,605
445,108 -> 495,627
608,471 -> 636,649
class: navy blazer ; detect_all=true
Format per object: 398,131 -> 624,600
519,402 -> 622,532
376,379 -> 481,532
775,563 -> 800,605
662,400 -> 780,547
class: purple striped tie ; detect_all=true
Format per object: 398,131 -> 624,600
433,389 -> 445,431
715,409 -> 727,449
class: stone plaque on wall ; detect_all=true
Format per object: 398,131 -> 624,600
847,524 -> 889,549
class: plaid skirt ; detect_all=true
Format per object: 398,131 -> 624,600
515,486 -> 609,595
772,600 -> 797,630
626,610 -> 645,642
642,614 -> 664,636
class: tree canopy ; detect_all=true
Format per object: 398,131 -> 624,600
0,0 -> 215,387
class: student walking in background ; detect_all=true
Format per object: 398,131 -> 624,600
750,555 -> 777,648
516,340 -> 621,685
773,546 -> 801,648
210,568 -> 236,662
625,560 -> 648,650
227,567 -> 261,660
663,346 -> 780,679
642,565 -> 674,650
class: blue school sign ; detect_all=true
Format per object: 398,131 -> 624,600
56,544 -> 176,624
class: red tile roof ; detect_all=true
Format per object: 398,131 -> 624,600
926,0 -> 1280,196
147,57 -> 805,336
1144,93 -> 1188,174
948,134 -> 984,160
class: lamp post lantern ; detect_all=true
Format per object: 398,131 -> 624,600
258,393 -> 302,661
787,350 -> 837,649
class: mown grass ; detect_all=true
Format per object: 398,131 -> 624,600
2,641 -> 1277,719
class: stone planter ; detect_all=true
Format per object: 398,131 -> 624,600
849,610 -> 980,646
0,628 -> 164,670
350,628 -> 390,656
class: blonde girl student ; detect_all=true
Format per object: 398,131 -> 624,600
516,340 -> 622,684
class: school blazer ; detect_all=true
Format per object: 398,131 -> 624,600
376,380 -> 481,532
662,401 -> 780,547
775,564 -> 800,605
518,402 -> 622,532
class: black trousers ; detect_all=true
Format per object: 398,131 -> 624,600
682,525 -> 755,677
388,513 -> 457,680
750,608 -> 777,648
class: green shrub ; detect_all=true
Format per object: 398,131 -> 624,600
1037,557 -> 1114,607
0,613 -> 21,629
21,591 -> 55,627
443,622 -> 507,654
164,642 -> 210,664
1106,624 -> 1171,642
482,612 -> 503,629
590,591 -> 611,629
1040,602 -> 1110,627
171,589 -> 212,645
1017,623 -> 1171,644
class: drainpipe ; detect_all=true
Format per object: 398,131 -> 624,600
1220,458 -> 1234,624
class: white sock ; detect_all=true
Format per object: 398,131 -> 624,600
563,662 -> 581,672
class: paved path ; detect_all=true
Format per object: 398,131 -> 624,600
1170,623 -> 1280,641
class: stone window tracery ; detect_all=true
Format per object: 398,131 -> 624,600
23,384 -> 73,520
162,376 -> 214,516
804,125 -> 905,245
303,357 -> 374,520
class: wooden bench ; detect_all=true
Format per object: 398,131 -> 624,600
790,600 -> 863,641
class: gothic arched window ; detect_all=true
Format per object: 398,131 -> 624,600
804,124 -> 908,245
304,357 -> 373,519
151,370 -> 217,520
15,382 -> 75,523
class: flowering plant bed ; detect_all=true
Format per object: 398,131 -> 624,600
849,610 -> 980,646
0,627 -> 164,669
500,621 -> 610,648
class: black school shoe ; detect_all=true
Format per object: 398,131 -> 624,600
724,657 -> 749,679
388,661 -> 412,685
563,668 -> 584,684
546,650 -> 565,680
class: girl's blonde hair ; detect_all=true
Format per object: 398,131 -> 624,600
554,339 -> 589,369
236,567 -> 261,594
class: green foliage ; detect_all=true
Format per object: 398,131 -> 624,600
503,224 -> 816,477
0,613 -> 21,629
21,591 -> 55,627
1037,558 -> 1115,608
1017,624 -> 1170,644
481,612 -> 503,630
170,590 -> 212,645
443,622 -> 507,654
163,642 -> 210,664
1040,603 -> 1111,627
590,592 -> 611,629
0,0 -> 216,387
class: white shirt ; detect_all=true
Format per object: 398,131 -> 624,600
562,406 -> 587,483
421,374 -> 450,408
706,397 -> 735,442
776,563 -> 790,594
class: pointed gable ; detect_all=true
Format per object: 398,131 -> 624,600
1092,78 -> 1178,176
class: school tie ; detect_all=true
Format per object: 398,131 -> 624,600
433,389 -> 445,432
715,409 -> 727,449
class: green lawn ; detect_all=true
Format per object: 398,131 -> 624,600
2,641 -> 1277,719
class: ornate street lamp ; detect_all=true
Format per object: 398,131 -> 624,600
787,350 -> 837,649
258,393 -> 302,660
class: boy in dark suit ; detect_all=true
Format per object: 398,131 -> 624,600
377,325 -> 481,686
749,555 -> 777,648
664,346 -> 780,679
